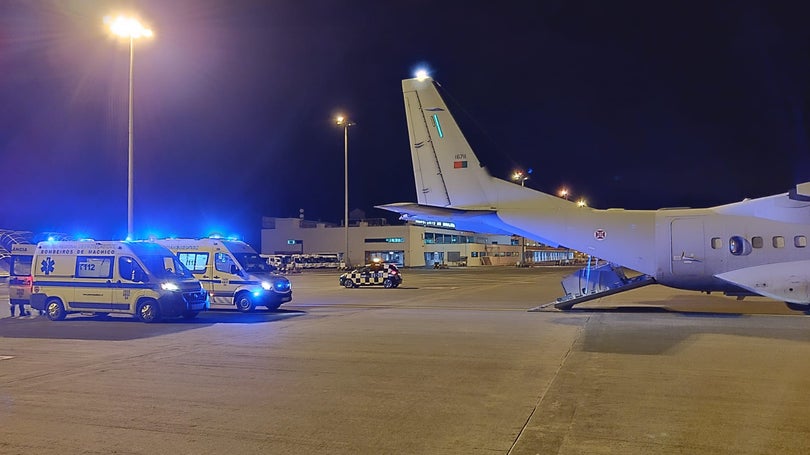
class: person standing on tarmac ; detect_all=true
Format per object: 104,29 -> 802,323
10,300 -> 28,318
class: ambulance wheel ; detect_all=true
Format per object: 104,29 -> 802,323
45,298 -> 66,321
136,299 -> 161,323
236,293 -> 255,312
383,278 -> 394,288
344,279 -> 355,289
182,311 -> 199,319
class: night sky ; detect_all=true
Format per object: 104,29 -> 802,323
2,1 -> 810,247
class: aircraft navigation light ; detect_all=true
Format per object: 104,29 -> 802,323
415,69 -> 429,81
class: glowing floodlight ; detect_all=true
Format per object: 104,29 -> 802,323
105,15 -> 153,39
415,69 -> 430,81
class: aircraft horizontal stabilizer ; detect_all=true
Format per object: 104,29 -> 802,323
375,203 -> 514,236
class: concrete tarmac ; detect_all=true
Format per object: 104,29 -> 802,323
1,267 -> 809,454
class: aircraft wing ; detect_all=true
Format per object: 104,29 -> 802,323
714,260 -> 810,304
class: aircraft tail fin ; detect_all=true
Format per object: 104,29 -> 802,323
403,77 -> 494,209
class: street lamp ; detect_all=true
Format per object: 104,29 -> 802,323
105,14 -> 153,240
510,169 -> 529,186
336,115 -> 355,268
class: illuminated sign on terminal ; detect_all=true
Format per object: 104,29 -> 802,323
412,220 -> 456,229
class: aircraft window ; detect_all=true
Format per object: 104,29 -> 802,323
795,236 -> 807,248
711,238 -> 722,249
729,236 -> 752,256
751,236 -> 764,249
773,236 -> 785,248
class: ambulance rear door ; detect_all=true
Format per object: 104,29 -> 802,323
174,249 -> 217,300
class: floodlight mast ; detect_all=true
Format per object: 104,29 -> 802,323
336,115 -> 355,268
105,15 -> 153,240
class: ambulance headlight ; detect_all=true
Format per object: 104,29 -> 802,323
261,281 -> 272,291
161,282 -> 180,291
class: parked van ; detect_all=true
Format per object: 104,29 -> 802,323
8,244 -> 36,309
29,240 -> 208,322
263,254 -> 291,271
154,238 -> 292,311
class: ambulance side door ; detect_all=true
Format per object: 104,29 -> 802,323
212,252 -> 240,306
113,256 -> 148,312
74,255 -> 114,312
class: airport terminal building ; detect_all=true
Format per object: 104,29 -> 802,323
260,217 -> 576,268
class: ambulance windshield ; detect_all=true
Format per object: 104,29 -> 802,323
128,242 -> 195,279
140,254 -> 195,279
232,253 -> 274,274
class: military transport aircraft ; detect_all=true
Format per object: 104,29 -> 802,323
378,75 -> 810,311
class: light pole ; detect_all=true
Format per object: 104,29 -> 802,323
105,15 -> 153,240
510,169 -> 529,265
336,115 -> 355,268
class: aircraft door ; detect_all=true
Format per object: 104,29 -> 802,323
670,218 -> 706,276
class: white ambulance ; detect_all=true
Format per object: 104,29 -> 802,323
8,244 -> 36,309
29,240 -> 209,322
154,238 -> 292,311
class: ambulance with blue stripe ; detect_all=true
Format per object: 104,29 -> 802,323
29,240 -> 209,322
154,238 -> 292,311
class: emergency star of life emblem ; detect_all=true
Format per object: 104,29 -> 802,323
41,257 -> 55,275
594,229 -> 607,241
